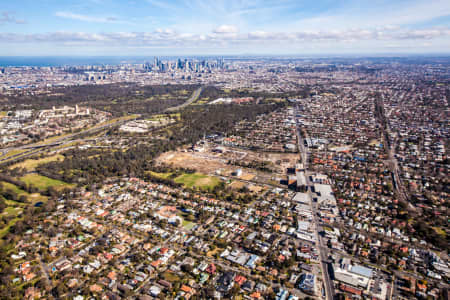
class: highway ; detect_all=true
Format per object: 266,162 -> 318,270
0,115 -> 139,165
0,91 -> 200,163
165,87 -> 203,112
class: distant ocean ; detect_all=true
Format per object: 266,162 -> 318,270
0,55 -> 235,67
1,55 -> 448,67
0,56 -> 156,67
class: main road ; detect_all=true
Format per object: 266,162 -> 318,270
374,96 -> 415,212
294,106 -> 335,300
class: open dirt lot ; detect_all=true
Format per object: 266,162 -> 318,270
157,151 -> 230,174
157,144 -> 298,176
156,144 -> 294,188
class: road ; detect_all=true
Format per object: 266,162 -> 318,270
374,96 -> 415,212
163,240 -> 310,299
308,175 -> 335,300
165,87 -> 203,112
294,106 -> 335,300
37,255 -> 52,287
1,89 -> 201,162
0,115 -> 138,165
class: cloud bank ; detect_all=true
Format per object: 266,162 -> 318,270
1,27 -> 449,47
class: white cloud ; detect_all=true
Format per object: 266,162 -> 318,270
55,11 -> 122,24
0,27 -> 449,51
248,31 -> 271,39
214,25 -> 239,34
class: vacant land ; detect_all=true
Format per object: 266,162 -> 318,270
157,147 -> 288,188
9,154 -> 64,171
239,173 -> 255,181
19,174 -> 74,191
228,180 -> 265,193
229,181 -> 245,190
157,145 -> 296,176
248,184 -> 265,193
157,151 -> 229,174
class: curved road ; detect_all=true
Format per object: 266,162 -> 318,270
165,87 -> 203,112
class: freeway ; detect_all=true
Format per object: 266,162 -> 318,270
0,115 -> 139,165
165,87 -> 203,112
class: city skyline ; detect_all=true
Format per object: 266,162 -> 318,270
1,0 -> 450,56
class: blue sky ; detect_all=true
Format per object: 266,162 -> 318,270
0,0 -> 449,55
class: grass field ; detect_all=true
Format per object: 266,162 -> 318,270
147,171 -> 173,179
1,181 -> 29,198
182,220 -> 196,230
433,227 -> 446,236
19,174 -> 74,191
1,181 -> 47,203
3,206 -> 22,218
161,271 -> 181,283
0,179 -> 51,239
174,173 -> 220,190
9,154 -> 64,171
0,111 -> 7,118
147,170 -> 221,190
0,193 -> 24,239
0,149 -> 28,160
0,217 -> 21,239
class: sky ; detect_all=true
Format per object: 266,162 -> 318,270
0,0 -> 450,56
